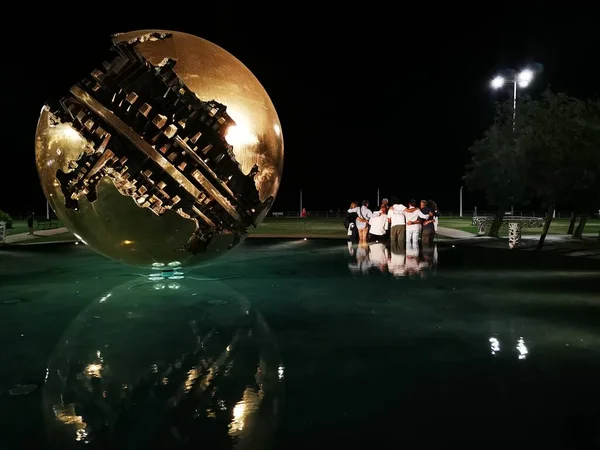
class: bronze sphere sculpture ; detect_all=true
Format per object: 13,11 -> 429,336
35,30 -> 283,268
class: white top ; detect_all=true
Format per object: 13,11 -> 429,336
355,206 -> 373,230
388,204 -> 407,226
403,208 -> 430,229
369,212 -> 389,236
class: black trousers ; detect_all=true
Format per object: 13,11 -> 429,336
422,228 -> 435,246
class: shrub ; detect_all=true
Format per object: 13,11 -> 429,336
0,210 -> 13,228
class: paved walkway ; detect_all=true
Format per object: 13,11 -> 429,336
467,232 -> 600,260
436,226 -> 477,239
471,233 -> 597,247
1,227 -> 70,244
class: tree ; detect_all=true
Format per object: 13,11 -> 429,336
466,90 -> 600,247
568,99 -> 600,239
522,94 -> 600,243
518,90 -> 589,249
464,100 -> 529,237
567,212 -> 577,234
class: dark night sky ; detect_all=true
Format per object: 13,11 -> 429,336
1,6 -> 598,216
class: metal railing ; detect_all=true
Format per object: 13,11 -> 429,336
1,213 -> 59,221
4,210 -> 596,221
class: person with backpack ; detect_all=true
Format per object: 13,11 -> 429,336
345,201 -> 360,242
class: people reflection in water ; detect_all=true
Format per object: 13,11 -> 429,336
348,239 -> 437,277
368,241 -> 388,272
387,239 -> 406,276
347,241 -> 371,275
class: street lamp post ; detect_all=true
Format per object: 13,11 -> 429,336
459,186 -> 463,218
490,68 -> 535,216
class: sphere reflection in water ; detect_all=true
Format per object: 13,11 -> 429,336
35,30 -> 283,268
43,278 -> 283,449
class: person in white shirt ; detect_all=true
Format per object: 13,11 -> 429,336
368,205 -> 389,242
387,196 -> 406,247
403,199 -> 432,249
355,200 -> 373,244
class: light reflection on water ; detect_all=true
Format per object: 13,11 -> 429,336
489,336 -> 530,360
43,276 -> 283,449
347,240 -> 438,277
229,387 -> 261,437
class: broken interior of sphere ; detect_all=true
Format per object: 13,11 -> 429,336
49,32 -> 272,255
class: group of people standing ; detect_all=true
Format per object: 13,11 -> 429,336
346,197 -> 439,248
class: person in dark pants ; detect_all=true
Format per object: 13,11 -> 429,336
427,199 -> 439,240
419,200 -> 436,246
27,211 -> 34,235
387,196 -> 406,248
380,198 -> 390,240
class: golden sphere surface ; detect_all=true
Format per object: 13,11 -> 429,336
35,30 -> 283,268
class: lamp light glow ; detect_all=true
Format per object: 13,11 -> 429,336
517,69 -> 534,87
491,76 -> 505,89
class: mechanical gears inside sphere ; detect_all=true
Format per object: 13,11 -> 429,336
35,30 -> 283,268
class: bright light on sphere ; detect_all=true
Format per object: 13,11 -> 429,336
224,124 -> 258,147
518,69 -> 533,87
58,125 -> 81,140
491,76 -> 505,89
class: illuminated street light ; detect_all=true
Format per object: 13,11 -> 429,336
491,76 -> 505,89
490,69 -> 535,91
517,69 -> 533,87
490,68 -> 536,129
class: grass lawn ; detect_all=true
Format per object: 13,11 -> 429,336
4,219 -> 64,236
250,217 -> 346,236
250,217 -> 600,237
4,220 -> 29,236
